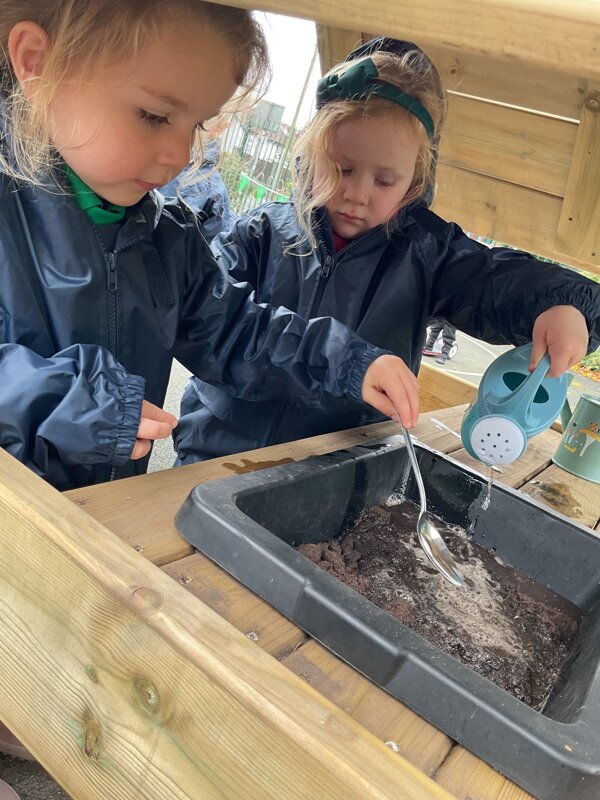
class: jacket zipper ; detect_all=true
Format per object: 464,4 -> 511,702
310,225 -> 379,317
320,252 -> 334,279
308,241 -> 335,317
106,251 -> 119,480
103,234 -> 147,481
106,251 -> 118,355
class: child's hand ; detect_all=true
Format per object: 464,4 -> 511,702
530,305 -> 589,377
131,400 -> 178,460
362,354 -> 419,428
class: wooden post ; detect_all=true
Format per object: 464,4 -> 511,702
316,25 -> 363,73
556,83 -> 600,266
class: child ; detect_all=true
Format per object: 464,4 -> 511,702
175,36 -> 600,464
0,3 -> 427,496
0,3 -> 427,778
423,317 -> 457,364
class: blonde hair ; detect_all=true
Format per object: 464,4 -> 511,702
292,48 -> 445,248
0,0 -> 270,184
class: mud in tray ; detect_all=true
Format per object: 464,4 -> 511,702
175,437 -> 600,800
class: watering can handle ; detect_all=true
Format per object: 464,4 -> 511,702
496,352 -> 551,418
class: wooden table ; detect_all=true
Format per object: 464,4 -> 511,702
1,405 -> 599,799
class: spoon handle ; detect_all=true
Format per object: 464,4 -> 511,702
402,426 -> 427,516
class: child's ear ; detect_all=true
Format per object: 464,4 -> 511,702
8,21 -> 50,99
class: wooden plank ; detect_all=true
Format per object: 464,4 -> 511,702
425,43 -> 586,120
316,25 -> 362,73
436,747 -> 535,800
283,641 -> 453,774
161,552 -> 307,659
440,93 -> 577,197
519,463 -> 600,529
215,0 -> 600,80
432,165 -> 600,275
418,361 -> 477,412
0,449 -> 456,800
556,84 -> 600,264
433,163 -> 559,251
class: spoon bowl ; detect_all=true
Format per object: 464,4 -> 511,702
401,424 -> 464,588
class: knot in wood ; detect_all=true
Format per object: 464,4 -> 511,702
84,719 -> 102,760
131,586 -> 163,614
133,676 -> 163,719
584,91 -> 600,113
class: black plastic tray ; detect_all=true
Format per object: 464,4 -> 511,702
175,437 -> 600,800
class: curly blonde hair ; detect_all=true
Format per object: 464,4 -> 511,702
292,48 -> 445,248
0,0 -> 270,184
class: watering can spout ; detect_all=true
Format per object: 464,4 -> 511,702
461,344 -> 570,467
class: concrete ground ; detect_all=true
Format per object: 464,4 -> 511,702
2,333 -> 598,798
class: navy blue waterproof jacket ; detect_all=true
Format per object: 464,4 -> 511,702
159,142 -> 235,244
0,171 -> 387,490
175,202 -> 600,462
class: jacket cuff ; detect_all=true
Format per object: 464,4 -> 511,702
111,372 -> 146,465
531,288 -> 600,353
345,345 -> 390,404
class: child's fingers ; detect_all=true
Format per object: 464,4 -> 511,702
131,438 -> 151,460
141,399 -> 178,428
362,384 -> 411,425
138,416 -> 177,442
528,338 -> 547,372
136,399 -> 178,443
546,344 -> 586,378
362,355 -> 419,427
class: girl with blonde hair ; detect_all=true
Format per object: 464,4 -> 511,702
176,37 -> 599,464
0,9 -> 435,785
0,5 -> 419,491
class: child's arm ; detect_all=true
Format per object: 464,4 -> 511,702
0,343 -> 175,477
177,232 -> 420,427
209,211 -> 266,287
425,217 -> 600,370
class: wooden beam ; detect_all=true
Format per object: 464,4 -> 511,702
219,0 -> 600,80
556,83 -> 600,265
0,449 -> 455,800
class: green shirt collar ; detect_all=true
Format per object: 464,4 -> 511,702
64,165 -> 126,224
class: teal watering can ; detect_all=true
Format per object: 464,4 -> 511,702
461,344 -> 571,466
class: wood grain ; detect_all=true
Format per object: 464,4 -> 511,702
212,0 -> 600,79
0,448 -> 456,800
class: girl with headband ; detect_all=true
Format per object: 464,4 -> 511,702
175,37 -> 600,464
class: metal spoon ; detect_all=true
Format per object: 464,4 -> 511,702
401,425 -> 464,588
